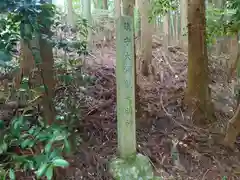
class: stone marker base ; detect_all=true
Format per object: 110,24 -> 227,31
109,153 -> 161,180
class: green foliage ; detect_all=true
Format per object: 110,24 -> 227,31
0,77 -> 72,179
0,1 -> 90,179
76,17 -> 88,38
54,39 -> 88,56
72,0 -> 82,14
0,1 -> 57,67
0,1 -> 88,63
0,114 -> 71,179
149,0 -> 177,22
0,0 -> 19,12
0,1 -> 86,179
206,6 -> 227,46
50,8 -> 89,56
205,2 -> 239,46
0,13 -> 20,66
0,13 -> 20,52
225,0 -> 240,33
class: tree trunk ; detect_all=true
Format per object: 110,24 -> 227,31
82,0 -> 92,49
224,33 -> 240,148
114,0 -> 121,18
223,104 -> 240,148
135,0 -> 141,52
15,40 -> 35,89
180,0 -> 188,51
175,11 -> 179,45
67,0 -> 75,28
163,14 -> 169,48
122,0 -> 135,16
213,0 -> 224,56
185,0 -> 214,125
228,33 -> 239,80
39,35 -> 55,125
16,37 -> 55,125
139,0 -> 152,77
103,0 -> 108,9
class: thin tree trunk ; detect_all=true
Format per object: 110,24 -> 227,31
135,0 -> 141,52
39,35 -> 55,125
15,40 -> 35,89
122,0 -> 135,16
175,11 -> 179,45
223,103 -> 240,148
139,0 -> 152,76
228,33 -> 239,80
180,0 -> 188,51
185,0 -> 215,125
114,0 -> 121,18
67,0 -> 75,27
103,0 -> 108,9
163,14 -> 169,48
82,0 -> 92,49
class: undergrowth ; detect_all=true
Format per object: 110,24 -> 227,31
0,2 -> 93,179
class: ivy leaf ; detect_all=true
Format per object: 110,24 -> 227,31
52,158 -> 69,167
9,169 -> 15,180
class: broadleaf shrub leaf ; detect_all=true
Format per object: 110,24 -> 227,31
9,169 -> 15,180
52,158 -> 69,167
36,163 -> 48,178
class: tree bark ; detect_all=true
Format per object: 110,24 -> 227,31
180,0 -> 188,51
175,11 -> 179,45
163,14 -> 169,48
82,0 -> 92,49
185,0 -> 215,125
103,0 -> 108,9
224,33 -> 240,148
223,104 -> 240,148
135,0 -> 141,52
228,34 -> 239,80
114,0 -> 121,18
122,0 -> 135,16
67,0 -> 75,28
15,40 -> 35,89
139,0 -> 152,76
39,35 -> 55,125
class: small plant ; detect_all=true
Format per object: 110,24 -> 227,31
0,113 -> 71,180
0,0 -> 92,179
0,1 -> 78,179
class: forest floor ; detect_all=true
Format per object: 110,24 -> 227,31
59,41 -> 240,180
1,40 -> 240,180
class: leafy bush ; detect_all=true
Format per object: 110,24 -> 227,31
0,114 -> 71,180
0,13 -> 20,67
0,1 -> 90,179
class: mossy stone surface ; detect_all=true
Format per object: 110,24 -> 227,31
109,153 -> 162,180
